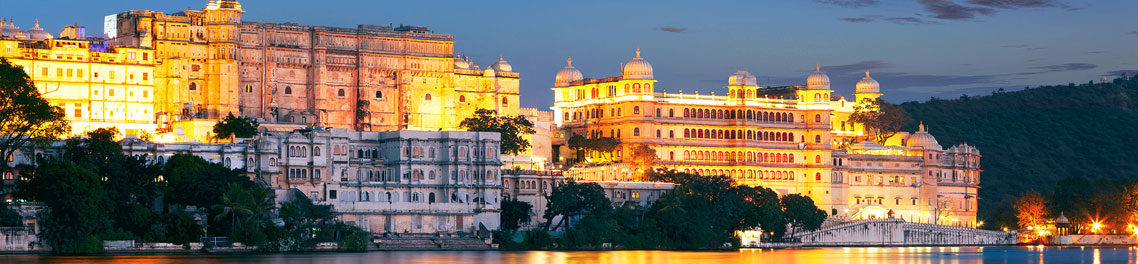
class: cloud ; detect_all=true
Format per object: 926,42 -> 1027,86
1030,63 -> 1096,72
840,15 -> 937,25
919,0 -> 995,20
966,0 -> 1074,9
1130,31 -> 1138,36
659,27 -> 687,33
815,0 -> 879,8
1001,44 -> 1044,51
823,60 -> 892,76
1106,70 -> 1138,76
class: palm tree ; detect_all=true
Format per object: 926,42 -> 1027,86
214,183 -> 253,236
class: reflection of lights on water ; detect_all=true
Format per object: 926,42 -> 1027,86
1094,248 -> 1101,264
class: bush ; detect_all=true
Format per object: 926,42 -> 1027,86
339,231 -> 370,252
66,236 -> 105,255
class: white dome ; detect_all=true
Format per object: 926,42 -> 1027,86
806,64 -> 830,90
622,48 -> 654,80
905,122 -> 942,150
856,70 -> 881,94
554,57 -> 584,87
453,55 -> 471,70
27,19 -> 52,40
1,18 -> 27,39
490,55 -> 512,72
728,70 -> 757,87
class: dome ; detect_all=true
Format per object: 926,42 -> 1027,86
856,70 -> 880,94
453,54 -> 471,70
905,122 -> 942,150
728,70 -> 757,87
621,48 -> 654,80
1,18 -> 27,39
1056,212 -> 1069,224
490,55 -> 512,72
806,64 -> 830,90
554,57 -> 584,87
27,19 -> 52,40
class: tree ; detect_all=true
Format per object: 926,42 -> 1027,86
162,154 -> 251,208
848,97 -> 913,144
1013,190 -> 1048,229
0,59 -> 70,172
212,113 -> 260,141
18,158 -> 111,254
0,204 -> 21,227
736,185 -> 787,237
543,181 -> 611,230
214,183 -> 256,237
500,199 -> 533,230
565,134 -> 621,163
460,109 -> 535,155
627,145 -> 658,175
781,194 -> 827,236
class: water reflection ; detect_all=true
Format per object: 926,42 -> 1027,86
5,246 -> 1133,264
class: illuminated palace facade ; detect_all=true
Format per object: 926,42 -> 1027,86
0,0 -> 521,137
551,50 -> 982,225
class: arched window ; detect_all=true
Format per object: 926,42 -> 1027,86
189,82 -> 197,91
314,146 -> 322,156
424,93 -> 432,101
815,135 -> 822,143
284,86 -> 292,94
375,90 -> 383,98
633,128 -> 640,136
645,84 -> 651,90
502,97 -> 509,106
815,155 -> 822,163
245,85 -> 252,93
337,89 -> 345,97
633,106 -> 640,115
815,114 -> 821,123
669,130 -> 675,138
669,109 -> 674,117
429,193 -> 436,203
656,129 -> 661,138
624,84 -> 630,93
459,95 -> 466,103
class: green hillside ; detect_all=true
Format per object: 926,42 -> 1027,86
898,76 -> 1138,227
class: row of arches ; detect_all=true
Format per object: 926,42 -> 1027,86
684,129 -> 796,143
575,83 -> 653,100
682,150 -> 796,164
683,168 -> 799,181
288,145 -> 320,157
683,108 -> 794,123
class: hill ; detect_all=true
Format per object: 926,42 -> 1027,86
898,76 -> 1138,228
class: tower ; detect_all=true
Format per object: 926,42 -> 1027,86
203,0 -> 243,118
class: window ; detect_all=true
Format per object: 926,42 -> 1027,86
376,90 -> 383,98
313,146 -> 321,156
337,89 -> 345,97
459,95 -> 466,103
142,52 -> 148,60
815,135 -> 822,144
73,103 -> 82,118
424,94 -> 432,101
633,128 -> 640,137
41,67 -> 47,77
142,72 -> 148,81
329,190 -> 338,200
143,90 -> 148,98
109,89 -> 115,97
633,106 -> 640,115
284,86 -> 291,94
502,97 -> 508,106
189,82 -> 197,91
815,114 -> 821,123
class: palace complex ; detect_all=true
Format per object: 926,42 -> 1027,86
0,0 -> 521,138
552,50 -> 982,225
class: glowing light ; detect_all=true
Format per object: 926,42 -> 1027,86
1092,221 -> 1104,234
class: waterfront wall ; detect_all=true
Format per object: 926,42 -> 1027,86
792,219 -> 1017,246
1056,235 -> 1136,245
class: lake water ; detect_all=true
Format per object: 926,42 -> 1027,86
5,246 -> 1135,263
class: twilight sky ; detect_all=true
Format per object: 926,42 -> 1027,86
2,0 -> 1135,109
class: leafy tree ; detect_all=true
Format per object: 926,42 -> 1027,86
1013,190 -> 1048,229
0,59 -> 70,172
212,113 -> 260,140
780,194 -> 826,236
18,158 -> 111,254
627,145 -> 658,175
0,204 -> 22,227
162,154 -> 251,208
460,109 -> 536,155
737,185 -> 787,237
543,181 -> 611,231
163,210 -> 204,246
848,97 -> 913,144
215,183 -> 256,237
276,194 -> 336,250
500,199 -> 533,230
565,134 -> 621,163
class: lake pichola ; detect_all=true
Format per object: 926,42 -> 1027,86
5,246 -> 1132,263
